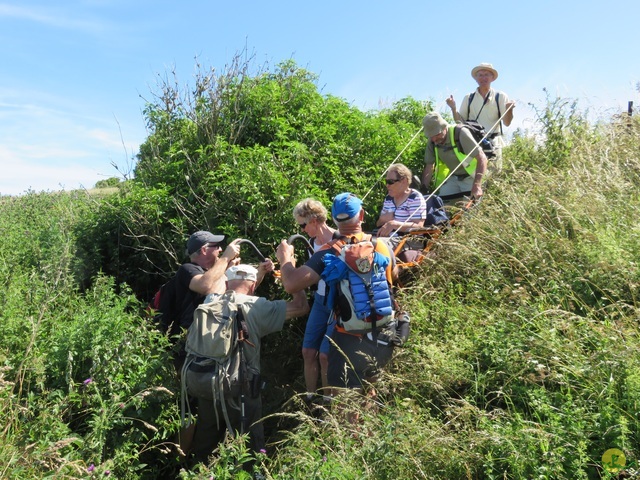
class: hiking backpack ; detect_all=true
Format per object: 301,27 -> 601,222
425,194 -> 449,226
322,236 -> 395,334
455,121 -> 496,159
180,292 -> 253,435
148,275 -> 180,337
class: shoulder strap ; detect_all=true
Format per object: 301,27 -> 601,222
235,303 -> 254,347
453,125 -> 465,154
474,91 -> 491,122
467,92 -> 475,120
327,236 -> 346,254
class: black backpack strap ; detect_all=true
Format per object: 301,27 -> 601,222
453,125 -> 466,154
235,305 -> 253,346
474,90 -> 503,136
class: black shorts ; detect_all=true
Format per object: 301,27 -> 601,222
327,330 -> 394,389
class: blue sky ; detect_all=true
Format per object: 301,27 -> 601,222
1,0 -> 638,196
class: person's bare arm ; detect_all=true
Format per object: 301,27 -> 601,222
285,290 -> 310,319
471,150 -> 488,199
255,258 -> 274,288
378,216 -> 425,236
276,240 -> 321,294
190,239 -> 241,295
376,211 -> 395,227
503,100 -> 515,127
404,218 -> 425,230
446,95 -> 462,122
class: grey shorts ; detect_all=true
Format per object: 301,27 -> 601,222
327,330 -> 394,389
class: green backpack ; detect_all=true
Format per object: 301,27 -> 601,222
180,292 -> 252,435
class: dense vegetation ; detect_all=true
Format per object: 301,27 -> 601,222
1,59 -> 639,479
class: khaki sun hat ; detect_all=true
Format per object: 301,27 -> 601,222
422,112 -> 448,139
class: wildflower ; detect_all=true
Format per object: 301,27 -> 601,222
104,470 -> 111,476
323,456 -> 327,462
83,378 -> 93,386
87,464 -> 95,473
259,449 -> 267,454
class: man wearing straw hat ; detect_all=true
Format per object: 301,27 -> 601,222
445,63 -> 515,174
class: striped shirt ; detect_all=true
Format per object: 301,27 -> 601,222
380,189 -> 427,224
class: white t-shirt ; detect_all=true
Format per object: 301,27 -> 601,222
459,88 -> 510,147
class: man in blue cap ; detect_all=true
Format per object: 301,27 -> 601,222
276,193 -> 397,414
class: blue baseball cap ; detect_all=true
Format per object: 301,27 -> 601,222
331,192 -> 363,221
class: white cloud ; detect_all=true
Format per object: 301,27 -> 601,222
0,144 -> 114,195
0,89 -> 142,196
0,3 -> 110,33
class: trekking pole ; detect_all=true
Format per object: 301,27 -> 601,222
238,328 -> 247,435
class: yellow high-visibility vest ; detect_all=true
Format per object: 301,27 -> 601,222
433,126 -> 477,189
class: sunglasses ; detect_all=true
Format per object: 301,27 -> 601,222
206,243 -> 222,250
298,222 -> 307,230
385,177 -> 401,185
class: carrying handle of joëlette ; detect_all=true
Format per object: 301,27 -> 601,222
236,239 -> 266,262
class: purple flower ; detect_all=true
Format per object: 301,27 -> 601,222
104,471 -> 111,476
83,378 -> 93,385
259,449 -> 267,454
323,456 -> 327,462
87,464 -> 95,473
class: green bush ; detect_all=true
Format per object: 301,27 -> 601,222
77,59 -> 431,297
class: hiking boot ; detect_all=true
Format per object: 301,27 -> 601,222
303,393 -> 318,407
302,393 -> 330,417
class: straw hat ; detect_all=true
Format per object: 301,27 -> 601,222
471,63 -> 498,80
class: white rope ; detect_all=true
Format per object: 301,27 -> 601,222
361,125 -> 425,203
